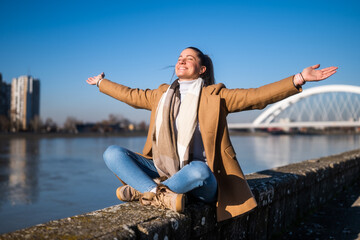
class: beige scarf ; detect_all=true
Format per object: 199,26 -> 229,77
152,78 -> 203,177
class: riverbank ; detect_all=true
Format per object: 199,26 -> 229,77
1,130 -> 359,139
0,131 -> 148,139
2,149 -> 359,239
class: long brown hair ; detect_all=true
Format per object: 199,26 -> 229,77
187,47 -> 215,86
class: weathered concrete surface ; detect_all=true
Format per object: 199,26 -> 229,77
280,179 -> 360,240
1,149 -> 359,239
0,202 -> 190,240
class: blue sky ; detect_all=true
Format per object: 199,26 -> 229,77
1,0 -> 359,125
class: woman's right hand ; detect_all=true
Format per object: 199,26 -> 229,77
86,72 -> 105,85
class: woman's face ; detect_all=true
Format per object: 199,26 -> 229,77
175,48 -> 206,81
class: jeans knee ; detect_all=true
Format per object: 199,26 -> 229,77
189,161 -> 212,181
103,145 -> 128,167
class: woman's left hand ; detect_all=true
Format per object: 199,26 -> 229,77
301,64 -> 338,82
86,72 -> 105,85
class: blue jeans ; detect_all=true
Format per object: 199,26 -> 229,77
103,145 -> 217,203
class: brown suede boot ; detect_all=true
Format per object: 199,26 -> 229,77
116,185 -> 142,202
139,192 -> 156,205
139,184 -> 185,213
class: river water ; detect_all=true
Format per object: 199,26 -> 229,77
0,134 -> 359,234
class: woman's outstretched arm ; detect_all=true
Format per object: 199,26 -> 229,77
221,64 -> 338,113
86,72 -> 169,110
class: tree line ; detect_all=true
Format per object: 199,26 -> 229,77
0,114 -> 148,134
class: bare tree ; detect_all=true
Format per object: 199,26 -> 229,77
29,116 -> 42,132
137,121 -> 148,131
0,115 -> 10,132
63,117 -> 82,134
44,117 -> 58,132
108,114 -> 125,124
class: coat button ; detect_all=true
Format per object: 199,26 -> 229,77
217,170 -> 221,174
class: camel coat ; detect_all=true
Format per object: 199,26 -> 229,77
99,76 -> 301,222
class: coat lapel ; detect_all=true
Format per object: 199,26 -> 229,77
198,86 -> 220,171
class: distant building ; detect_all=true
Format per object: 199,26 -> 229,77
0,73 -> 11,118
10,75 -> 40,131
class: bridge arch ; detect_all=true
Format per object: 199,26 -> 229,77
253,85 -> 360,126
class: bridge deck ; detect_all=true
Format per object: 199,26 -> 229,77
228,121 -> 360,129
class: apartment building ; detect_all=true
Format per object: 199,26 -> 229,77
0,73 -> 11,118
10,75 -> 40,131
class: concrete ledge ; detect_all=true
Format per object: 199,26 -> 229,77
1,149 -> 360,239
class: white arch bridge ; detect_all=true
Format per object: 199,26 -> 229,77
228,84 -> 360,131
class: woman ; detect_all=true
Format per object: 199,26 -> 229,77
86,47 -> 337,222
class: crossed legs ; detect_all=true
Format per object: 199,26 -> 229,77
103,145 -> 217,203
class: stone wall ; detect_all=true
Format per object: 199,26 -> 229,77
1,149 -> 359,240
